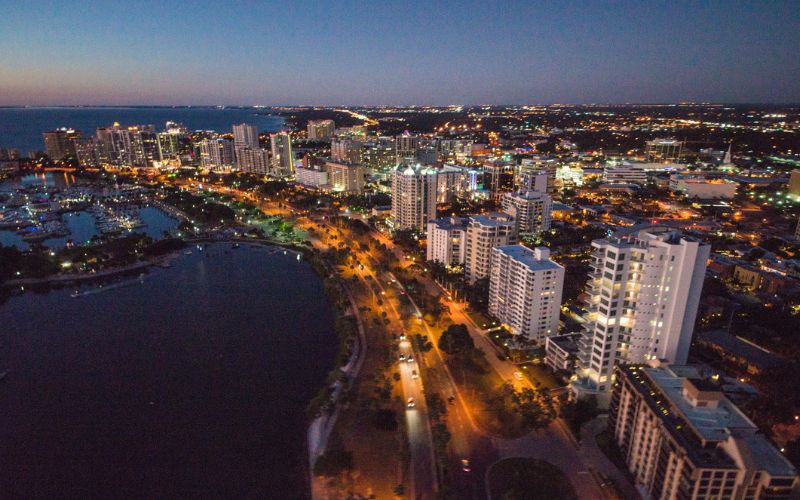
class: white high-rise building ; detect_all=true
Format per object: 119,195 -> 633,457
518,156 -> 557,194
326,161 -> 365,194
391,164 -> 438,232
199,138 -> 235,172
237,147 -> 270,176
501,190 -> 553,234
307,119 -> 335,141
270,132 -> 294,177
572,227 -> 710,401
464,212 -> 517,283
233,123 -> 260,150
426,217 -> 468,266
489,245 -> 564,343
331,138 -> 363,165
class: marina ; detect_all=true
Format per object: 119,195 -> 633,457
0,173 -> 179,250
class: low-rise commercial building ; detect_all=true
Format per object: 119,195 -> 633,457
670,174 -> 738,199
545,333 -> 582,372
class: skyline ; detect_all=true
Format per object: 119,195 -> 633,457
2,1 -> 799,106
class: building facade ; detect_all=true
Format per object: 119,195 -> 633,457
270,132 -> 294,177
326,161 -> 365,194
426,217 -> 468,266
233,123 -> 260,150
603,161 -> 648,186
307,119 -> 335,141
518,156 -> 558,194
464,212 -> 517,283
237,147 -> 271,176
488,245 -> 564,342
501,190 -> 553,234
391,164 -> 438,232
611,364 -> 797,499
572,227 -> 710,401
199,138 -> 235,172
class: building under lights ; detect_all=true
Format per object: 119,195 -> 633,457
571,226 -> 710,404
426,216 -> 468,266
307,119 -> 335,141
464,212 -> 517,283
501,190 -> 553,234
611,364 -> 798,499
270,132 -> 294,177
488,245 -> 564,342
646,138 -> 684,164
391,164 -> 438,232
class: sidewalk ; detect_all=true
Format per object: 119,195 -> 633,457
579,416 -> 641,500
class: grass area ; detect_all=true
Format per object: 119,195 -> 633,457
517,362 -> 561,390
319,275 -> 404,499
466,309 -> 496,329
488,458 -> 577,500
443,351 -> 531,438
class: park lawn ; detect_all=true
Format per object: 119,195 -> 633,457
488,458 -> 578,500
443,351 -> 530,438
517,362 -> 562,390
319,275 -> 404,499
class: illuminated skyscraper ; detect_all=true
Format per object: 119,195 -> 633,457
391,164 -> 438,232
572,227 -> 710,402
233,123 -> 260,150
270,132 -> 294,177
307,120 -> 335,141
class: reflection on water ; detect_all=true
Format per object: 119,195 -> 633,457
0,207 -> 178,250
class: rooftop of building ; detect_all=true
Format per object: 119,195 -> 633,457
398,164 -> 437,176
547,332 -> 582,352
468,212 -> 515,227
697,330 -> 785,371
504,190 -> 550,200
603,224 -> 704,246
622,365 -> 796,476
428,216 -> 468,230
493,244 -> 563,272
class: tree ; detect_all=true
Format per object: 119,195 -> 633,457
438,324 -> 474,355
560,395 -> 599,435
313,448 -> 354,477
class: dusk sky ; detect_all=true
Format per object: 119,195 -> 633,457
2,0 -> 799,106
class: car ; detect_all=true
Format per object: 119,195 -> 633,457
407,356 -> 414,363
407,397 -> 416,408
399,334 -> 406,341
461,458 -> 471,472
513,371 -> 523,381
399,353 -> 405,361
412,370 -> 418,379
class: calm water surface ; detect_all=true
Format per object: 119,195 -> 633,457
0,243 -> 336,499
